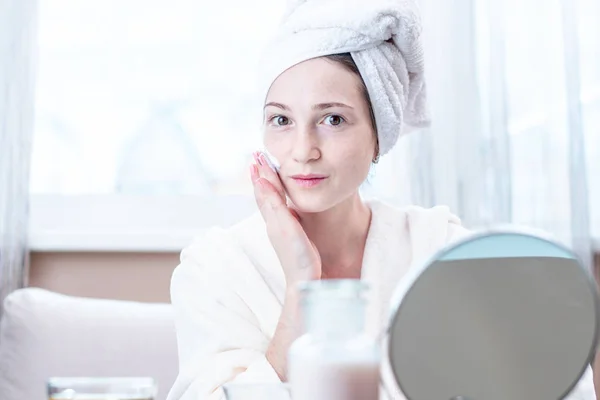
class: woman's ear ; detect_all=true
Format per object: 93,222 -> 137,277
372,139 -> 380,164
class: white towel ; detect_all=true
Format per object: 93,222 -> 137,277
258,0 -> 429,156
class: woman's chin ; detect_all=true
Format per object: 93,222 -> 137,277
287,193 -> 335,214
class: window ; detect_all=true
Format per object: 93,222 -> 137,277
31,0 -> 600,251
578,0 -> 600,242
493,0 -> 600,243
32,0 -> 286,196
30,0 -> 289,250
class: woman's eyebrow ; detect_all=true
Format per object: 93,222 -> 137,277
264,102 -> 289,110
312,102 -> 354,110
264,102 -> 354,111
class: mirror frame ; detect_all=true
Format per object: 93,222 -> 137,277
386,228 -> 600,399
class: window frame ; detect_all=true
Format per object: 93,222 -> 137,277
28,194 -> 258,252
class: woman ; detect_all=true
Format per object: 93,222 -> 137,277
167,1 -> 597,399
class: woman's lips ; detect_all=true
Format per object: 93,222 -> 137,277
290,175 -> 327,188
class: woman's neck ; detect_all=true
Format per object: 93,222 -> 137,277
297,194 -> 372,279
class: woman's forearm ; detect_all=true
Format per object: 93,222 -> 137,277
266,289 -> 301,381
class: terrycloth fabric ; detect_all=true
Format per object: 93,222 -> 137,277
167,200 -> 470,400
258,0 -> 429,156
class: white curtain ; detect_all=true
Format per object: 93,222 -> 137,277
375,0 -> 599,268
0,0 -> 38,314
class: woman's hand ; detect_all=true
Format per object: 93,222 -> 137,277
250,152 -> 321,286
250,152 -> 321,380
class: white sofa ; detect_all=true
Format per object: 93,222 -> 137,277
0,288 -> 179,400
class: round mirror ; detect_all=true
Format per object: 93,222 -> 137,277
387,231 -> 599,400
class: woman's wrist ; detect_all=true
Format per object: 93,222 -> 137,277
285,274 -> 321,293
267,289 -> 302,381
282,286 -> 300,323
266,339 -> 287,381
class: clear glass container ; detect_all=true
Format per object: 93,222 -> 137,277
288,279 -> 380,400
47,377 -> 157,400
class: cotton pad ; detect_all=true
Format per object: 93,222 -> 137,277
261,149 -> 280,172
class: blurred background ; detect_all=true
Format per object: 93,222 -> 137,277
0,1 -> 599,398
1,0 -> 599,304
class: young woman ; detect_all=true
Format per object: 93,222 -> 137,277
167,1 -> 597,399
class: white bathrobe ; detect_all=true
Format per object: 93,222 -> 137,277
167,199 -> 596,400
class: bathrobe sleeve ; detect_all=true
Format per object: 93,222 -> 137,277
166,228 -> 281,400
444,213 -> 472,245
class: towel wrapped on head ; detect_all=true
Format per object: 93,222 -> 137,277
258,0 -> 429,156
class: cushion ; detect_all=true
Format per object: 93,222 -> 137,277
0,288 -> 178,400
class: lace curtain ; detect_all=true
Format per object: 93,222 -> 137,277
0,0 -> 37,314
368,0 -> 599,268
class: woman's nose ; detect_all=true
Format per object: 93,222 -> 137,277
291,125 -> 321,163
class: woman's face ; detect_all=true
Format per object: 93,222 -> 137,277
263,57 -> 376,213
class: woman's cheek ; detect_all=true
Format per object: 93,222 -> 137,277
263,134 -> 289,166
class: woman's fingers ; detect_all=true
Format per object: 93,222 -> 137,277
252,170 -> 286,222
254,176 -> 284,207
250,163 -> 260,183
250,151 -> 295,223
255,152 -> 286,200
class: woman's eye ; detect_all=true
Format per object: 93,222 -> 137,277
271,115 -> 290,126
324,115 -> 345,126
